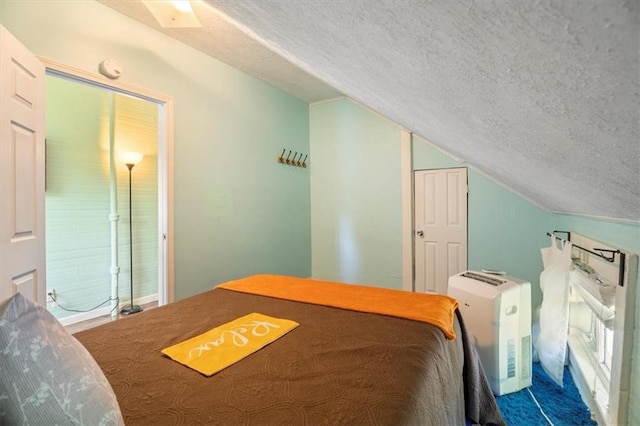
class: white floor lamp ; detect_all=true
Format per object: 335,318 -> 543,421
120,151 -> 144,315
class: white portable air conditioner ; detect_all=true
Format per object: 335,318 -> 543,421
448,271 -> 532,396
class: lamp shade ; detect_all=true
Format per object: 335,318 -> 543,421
120,151 -> 143,166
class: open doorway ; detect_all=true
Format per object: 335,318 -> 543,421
42,60 -> 173,325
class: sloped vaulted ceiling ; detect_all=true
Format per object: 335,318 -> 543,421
102,0 -> 639,221
207,0 -> 639,222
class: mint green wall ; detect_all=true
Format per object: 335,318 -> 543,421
554,215 -> 640,254
45,77 -> 158,318
413,136 -> 554,308
1,0 -> 311,300
308,97 -> 553,299
310,99 -> 403,288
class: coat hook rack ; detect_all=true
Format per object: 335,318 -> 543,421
277,148 -> 308,168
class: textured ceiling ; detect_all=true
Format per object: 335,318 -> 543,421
98,0 -> 341,103
102,0 -> 639,221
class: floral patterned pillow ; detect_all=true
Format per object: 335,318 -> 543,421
0,292 -> 124,425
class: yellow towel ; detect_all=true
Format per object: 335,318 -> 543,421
218,274 -> 459,340
162,312 -> 299,376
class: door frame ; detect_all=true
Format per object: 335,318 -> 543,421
39,57 -> 175,306
400,130 -> 413,291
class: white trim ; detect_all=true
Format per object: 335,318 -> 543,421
38,57 -> 171,105
59,294 -> 158,327
310,96 -> 410,132
552,211 -> 640,225
309,95 -> 346,106
350,98 -> 409,132
39,56 -> 175,308
157,101 -> 175,305
108,94 -> 119,317
413,134 -> 465,163
400,130 -> 413,292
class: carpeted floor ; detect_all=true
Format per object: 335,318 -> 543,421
495,363 -> 596,425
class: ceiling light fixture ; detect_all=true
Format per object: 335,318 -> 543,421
142,0 -> 202,28
171,1 -> 192,13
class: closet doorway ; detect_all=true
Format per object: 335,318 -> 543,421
42,59 -> 173,325
413,167 -> 468,294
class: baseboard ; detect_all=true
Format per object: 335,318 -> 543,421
57,293 -> 158,326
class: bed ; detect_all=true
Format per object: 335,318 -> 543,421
0,274 -> 504,425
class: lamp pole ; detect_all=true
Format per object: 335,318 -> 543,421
120,153 -> 143,315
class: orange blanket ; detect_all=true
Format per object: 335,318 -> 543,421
217,274 -> 459,340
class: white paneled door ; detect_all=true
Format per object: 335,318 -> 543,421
0,25 -> 46,304
414,168 -> 468,294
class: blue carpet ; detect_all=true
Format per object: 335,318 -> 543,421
495,363 -> 596,425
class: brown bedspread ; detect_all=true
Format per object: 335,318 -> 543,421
75,286 -> 503,425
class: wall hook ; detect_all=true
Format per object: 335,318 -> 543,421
276,149 -> 309,168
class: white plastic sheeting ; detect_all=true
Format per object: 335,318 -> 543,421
535,235 -> 572,387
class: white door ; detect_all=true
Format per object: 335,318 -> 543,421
414,168 -> 467,294
0,25 -> 46,305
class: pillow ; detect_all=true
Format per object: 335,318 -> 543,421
0,292 -> 124,425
